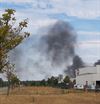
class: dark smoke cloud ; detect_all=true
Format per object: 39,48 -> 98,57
72,55 -> 85,69
64,55 -> 85,78
9,20 -> 77,80
94,60 -> 100,66
41,21 -> 76,66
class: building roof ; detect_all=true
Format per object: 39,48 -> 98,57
77,65 -> 100,76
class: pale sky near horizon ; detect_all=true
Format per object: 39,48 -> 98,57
0,0 -> 100,80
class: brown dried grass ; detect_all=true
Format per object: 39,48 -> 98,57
0,87 -> 100,104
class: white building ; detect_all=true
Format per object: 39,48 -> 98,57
76,65 -> 100,88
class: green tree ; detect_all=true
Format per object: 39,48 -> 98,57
0,78 -> 3,87
40,79 -> 46,86
0,9 -> 30,95
47,76 -> 58,87
63,76 -> 70,84
0,9 -> 30,72
10,74 -> 20,89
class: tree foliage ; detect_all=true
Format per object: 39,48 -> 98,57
47,76 -> 58,86
0,78 -> 3,87
63,76 -> 70,83
10,74 -> 20,88
0,9 -> 30,72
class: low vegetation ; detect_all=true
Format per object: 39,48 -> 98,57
0,87 -> 100,104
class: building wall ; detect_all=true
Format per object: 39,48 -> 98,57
76,65 -> 100,86
76,74 -> 100,85
97,65 -> 100,73
79,67 -> 96,75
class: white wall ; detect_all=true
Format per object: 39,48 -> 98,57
79,67 -> 96,75
76,74 -> 95,85
76,65 -> 100,86
97,65 -> 100,73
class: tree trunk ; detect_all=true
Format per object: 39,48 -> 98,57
7,79 -> 10,96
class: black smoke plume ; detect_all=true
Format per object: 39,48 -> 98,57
41,21 -> 76,66
64,55 -> 85,78
94,60 -> 100,66
72,55 -> 85,69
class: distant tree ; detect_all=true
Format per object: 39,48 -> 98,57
10,74 -> 20,89
0,78 -> 3,87
47,76 -> 58,87
40,79 -> 46,86
63,76 -> 70,84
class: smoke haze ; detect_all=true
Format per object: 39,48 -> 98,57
10,20 -> 77,80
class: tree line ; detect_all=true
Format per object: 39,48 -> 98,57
0,75 -> 75,89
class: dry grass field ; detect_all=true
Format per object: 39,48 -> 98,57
0,87 -> 100,104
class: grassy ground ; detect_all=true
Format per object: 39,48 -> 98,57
0,87 -> 100,104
